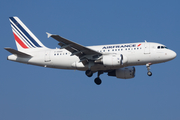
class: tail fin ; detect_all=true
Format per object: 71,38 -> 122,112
9,16 -> 46,51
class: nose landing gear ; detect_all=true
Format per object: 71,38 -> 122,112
147,71 -> 152,76
146,63 -> 152,76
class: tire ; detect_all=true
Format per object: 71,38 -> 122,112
94,77 -> 102,85
147,71 -> 152,76
85,70 -> 93,77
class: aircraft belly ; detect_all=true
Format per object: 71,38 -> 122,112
91,65 -> 121,71
51,55 -> 78,69
126,52 -> 156,66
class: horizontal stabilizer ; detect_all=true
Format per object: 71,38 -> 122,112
4,48 -> 32,57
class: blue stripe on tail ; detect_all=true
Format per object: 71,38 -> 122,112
10,17 -> 42,48
10,22 -> 33,48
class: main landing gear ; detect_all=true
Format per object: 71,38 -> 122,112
146,63 -> 152,76
94,71 -> 103,85
85,70 -> 93,77
94,77 -> 101,85
85,70 -> 103,85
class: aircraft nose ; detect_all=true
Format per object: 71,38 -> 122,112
170,50 -> 177,60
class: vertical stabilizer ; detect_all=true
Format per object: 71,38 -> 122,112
9,16 -> 47,51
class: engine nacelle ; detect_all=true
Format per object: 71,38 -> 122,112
102,54 -> 127,66
108,66 -> 135,79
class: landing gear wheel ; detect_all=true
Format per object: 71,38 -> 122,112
94,77 -> 102,85
85,70 -> 93,77
147,71 -> 152,76
146,63 -> 152,77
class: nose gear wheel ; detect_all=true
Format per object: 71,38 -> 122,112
146,63 -> 152,76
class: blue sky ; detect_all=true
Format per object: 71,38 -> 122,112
0,0 -> 180,120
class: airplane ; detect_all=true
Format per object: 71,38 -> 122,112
5,16 -> 177,85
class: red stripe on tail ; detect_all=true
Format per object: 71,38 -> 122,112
13,32 -> 28,49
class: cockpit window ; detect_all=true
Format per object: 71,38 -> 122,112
157,46 -> 168,49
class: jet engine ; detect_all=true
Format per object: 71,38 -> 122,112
108,66 -> 135,79
102,54 -> 127,66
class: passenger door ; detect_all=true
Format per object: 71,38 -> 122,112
44,51 -> 51,62
144,42 -> 150,54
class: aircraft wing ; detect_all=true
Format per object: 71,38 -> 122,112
46,32 -> 102,61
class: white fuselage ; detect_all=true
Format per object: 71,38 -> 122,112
7,42 -> 176,72
6,16 -> 177,85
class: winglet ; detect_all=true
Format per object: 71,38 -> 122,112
46,32 -> 52,38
